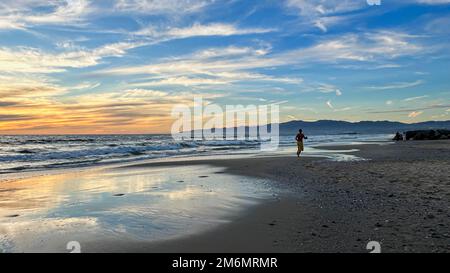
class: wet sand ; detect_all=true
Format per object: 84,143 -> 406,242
0,165 -> 272,252
1,140 -> 450,253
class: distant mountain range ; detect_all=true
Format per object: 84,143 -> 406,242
192,120 -> 450,136
278,120 -> 450,135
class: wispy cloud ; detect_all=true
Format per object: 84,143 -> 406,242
408,111 -> 423,118
94,29 -> 426,104
0,0 -> 220,32
134,23 -> 276,44
326,100 -> 334,109
0,74 -> 67,97
0,0 -> 93,30
284,0 -> 367,32
333,106 -> 352,112
102,30 -> 424,78
131,76 -> 231,87
285,0 -> 366,15
404,95 -> 429,101
366,80 -> 424,90
0,41 -> 146,73
188,46 -> 271,59
284,0 -> 450,32
367,104 -> 450,114
316,83 -> 342,96
0,114 -> 33,121
114,0 -> 213,14
130,72 -> 303,88
272,31 -> 422,65
70,82 -> 101,90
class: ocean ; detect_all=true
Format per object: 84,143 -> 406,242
0,133 -> 392,174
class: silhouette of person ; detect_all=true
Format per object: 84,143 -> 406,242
393,132 -> 403,141
296,129 -> 308,157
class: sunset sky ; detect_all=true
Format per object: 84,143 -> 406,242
0,0 -> 449,134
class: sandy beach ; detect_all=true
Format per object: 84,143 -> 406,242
1,140 -> 449,253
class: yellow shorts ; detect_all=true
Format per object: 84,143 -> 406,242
297,141 -> 304,151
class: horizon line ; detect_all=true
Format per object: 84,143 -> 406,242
1,119 -> 449,136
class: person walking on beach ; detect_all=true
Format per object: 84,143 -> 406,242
296,129 -> 308,157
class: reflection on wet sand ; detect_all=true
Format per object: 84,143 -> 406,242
0,165 -> 270,253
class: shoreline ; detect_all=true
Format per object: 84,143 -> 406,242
1,140 -> 449,252
0,134 -> 390,182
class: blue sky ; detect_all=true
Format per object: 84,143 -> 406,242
0,0 -> 449,134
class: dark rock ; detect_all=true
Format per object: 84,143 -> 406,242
437,129 -> 450,137
198,176 -> 209,178
405,129 -> 450,141
113,193 -> 125,197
